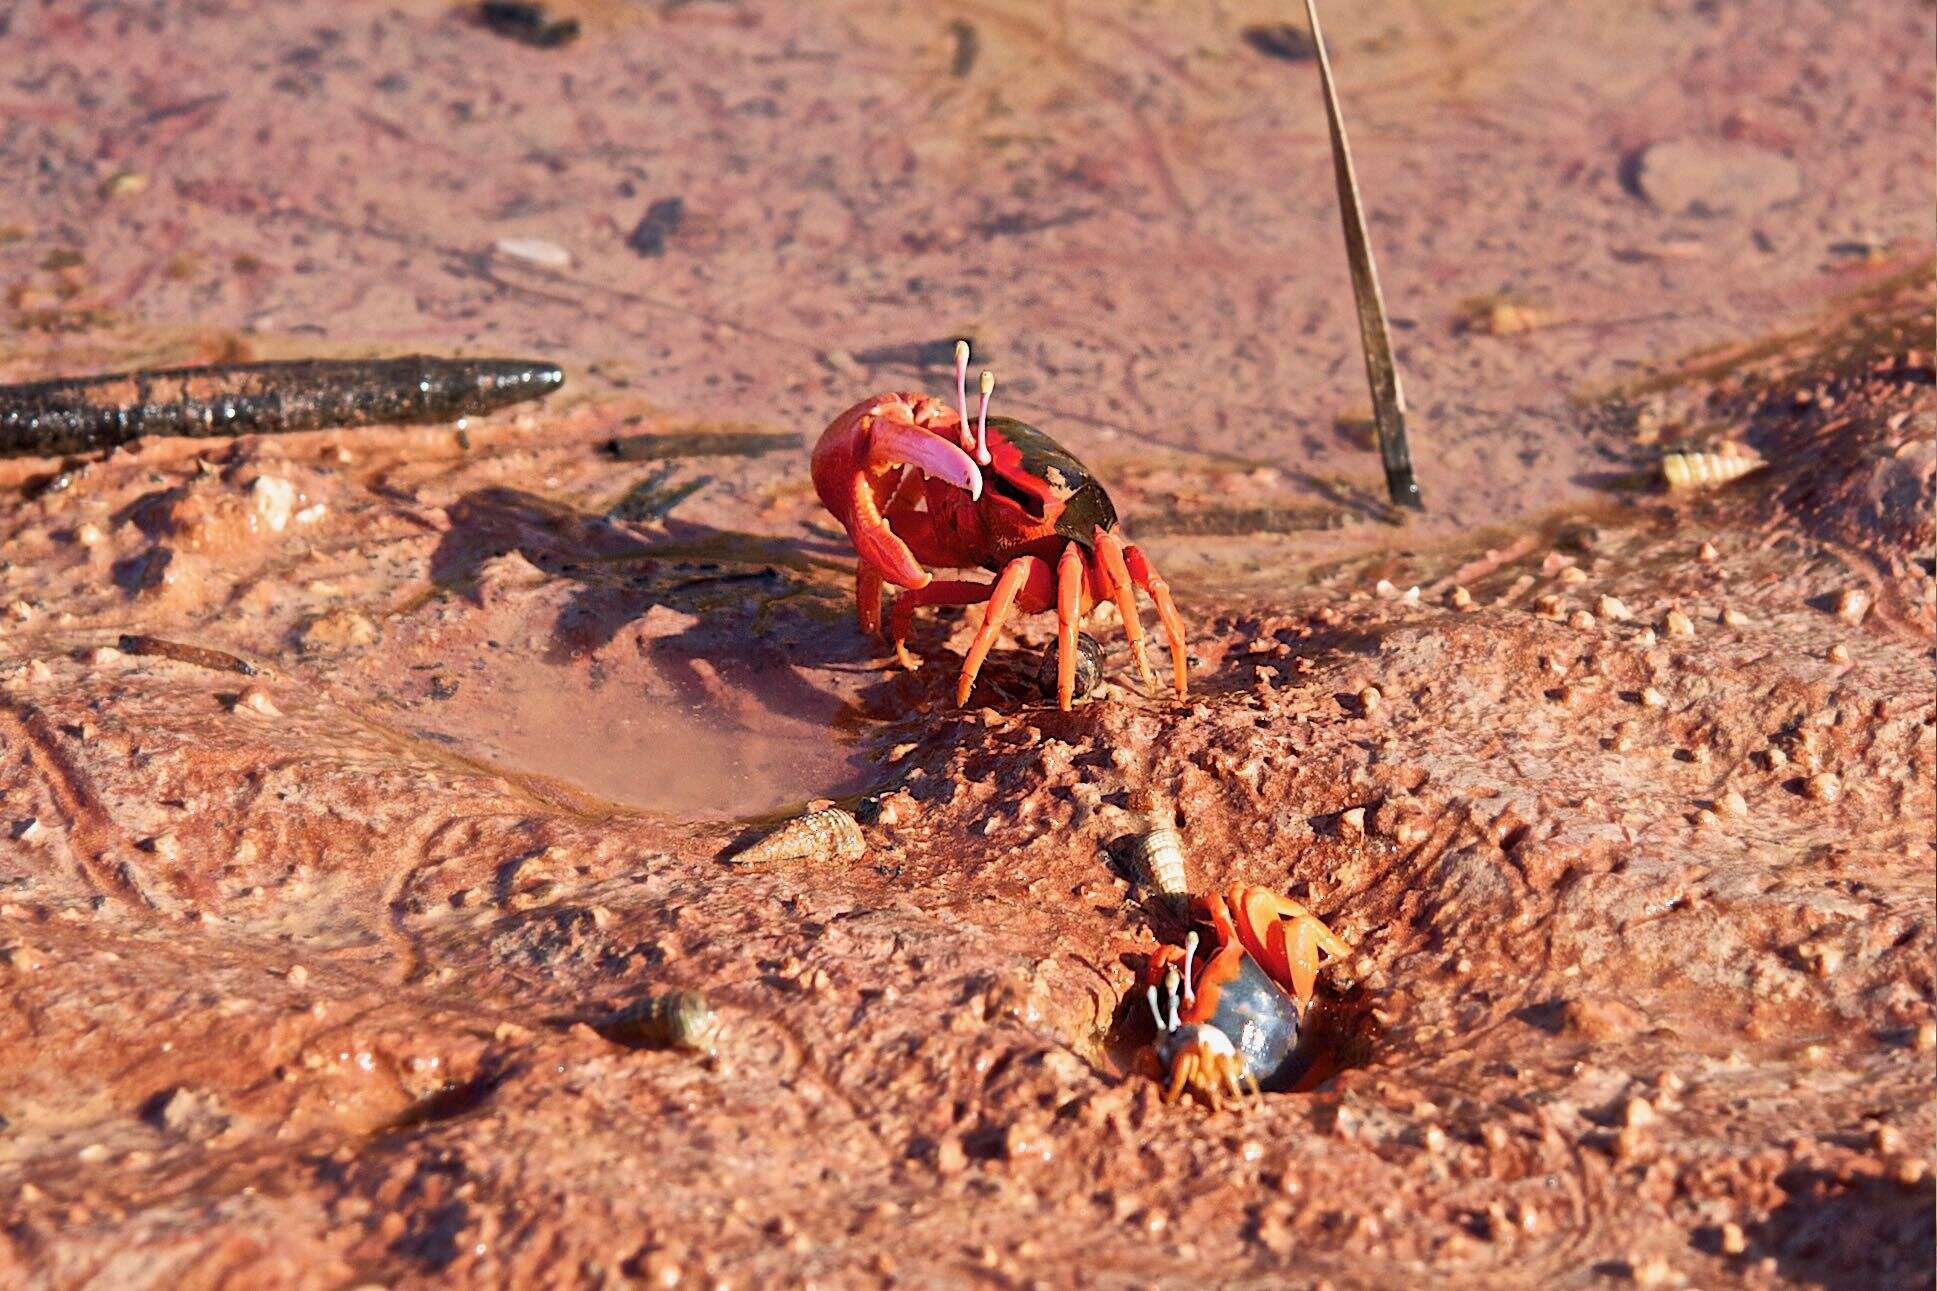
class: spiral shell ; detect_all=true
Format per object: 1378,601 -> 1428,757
728,806 -> 865,867
1037,632 -> 1104,702
1662,444 -> 1764,491
605,990 -> 721,1055
1129,800 -> 1190,899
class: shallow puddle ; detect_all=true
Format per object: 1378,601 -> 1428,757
411,659 -> 874,821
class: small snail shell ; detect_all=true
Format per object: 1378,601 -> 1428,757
1038,632 -> 1104,702
605,990 -> 722,1055
729,807 -> 865,867
1129,799 -> 1190,899
1662,445 -> 1764,490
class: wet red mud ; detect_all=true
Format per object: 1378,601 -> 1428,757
1,2 -> 1933,1288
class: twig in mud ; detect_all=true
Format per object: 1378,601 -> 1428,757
116,634 -> 259,676
1302,0 -> 1423,511
0,356 -> 564,460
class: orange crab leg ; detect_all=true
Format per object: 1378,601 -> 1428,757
1123,543 -> 1188,698
1165,1049 -> 1197,1104
1234,886 -> 1350,1006
1054,544 -> 1085,710
956,556 -> 1048,706
888,579 -> 993,670
856,564 -> 884,637
1092,528 -> 1154,691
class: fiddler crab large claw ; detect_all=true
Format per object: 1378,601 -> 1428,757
1141,883 -> 1351,1110
809,342 -> 1189,711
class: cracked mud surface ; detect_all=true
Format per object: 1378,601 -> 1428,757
1,2 -> 1932,1287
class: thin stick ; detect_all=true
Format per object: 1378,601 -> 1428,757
1303,0 -> 1422,511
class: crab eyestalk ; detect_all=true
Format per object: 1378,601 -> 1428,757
975,369 -> 994,465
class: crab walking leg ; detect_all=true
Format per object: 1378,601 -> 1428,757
856,564 -> 884,637
955,555 -> 1048,705
1054,543 -> 1085,710
1092,527 -> 1154,690
1165,1050 -> 1198,1104
1123,543 -> 1189,698
1242,888 -> 1351,1005
888,579 -> 994,670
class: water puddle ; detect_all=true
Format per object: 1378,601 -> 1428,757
409,657 -> 874,821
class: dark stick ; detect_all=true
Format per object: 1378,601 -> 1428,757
117,634 -> 258,676
1302,0 -> 1422,511
0,355 -> 564,460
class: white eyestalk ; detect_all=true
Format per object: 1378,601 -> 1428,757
975,370 -> 995,465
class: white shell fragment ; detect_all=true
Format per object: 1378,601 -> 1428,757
493,237 -> 573,269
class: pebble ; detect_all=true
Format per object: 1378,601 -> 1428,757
1803,771 -> 1840,803
1568,610 -> 1597,630
251,476 -> 298,533
1623,1097 -> 1655,1128
1914,1021 -> 1935,1052
1449,585 -> 1474,610
1719,607 -> 1748,627
1719,1222 -> 1747,1255
1717,789 -> 1747,819
1559,565 -> 1589,585
1533,594 -> 1566,620
1827,643 -> 1851,664
235,688 -> 283,718
1662,609 -> 1694,638
1833,587 -> 1869,624
1339,807 -> 1367,836
493,236 -> 572,269
1357,685 -> 1382,712
1595,595 -> 1631,622
1631,138 -> 1802,217
1697,541 -> 1719,562
1640,687 -> 1667,708
1628,1255 -> 1676,1287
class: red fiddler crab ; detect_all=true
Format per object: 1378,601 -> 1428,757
1140,883 -> 1350,1109
810,342 -> 1188,710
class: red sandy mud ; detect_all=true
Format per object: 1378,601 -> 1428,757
0,2 -> 1932,1288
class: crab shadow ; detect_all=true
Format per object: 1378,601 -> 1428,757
429,486 -> 926,732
